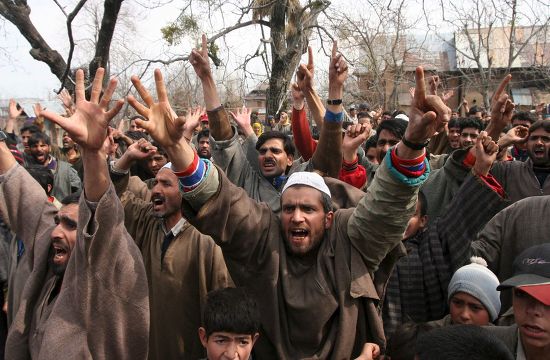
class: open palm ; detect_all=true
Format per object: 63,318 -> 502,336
128,69 -> 185,149
40,68 -> 123,151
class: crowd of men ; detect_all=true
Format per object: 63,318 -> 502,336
0,35 -> 549,360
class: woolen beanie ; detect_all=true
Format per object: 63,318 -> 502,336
447,257 -> 501,321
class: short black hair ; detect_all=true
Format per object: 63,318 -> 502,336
448,117 -> 460,129
255,131 -> 295,158
197,129 -> 210,142
151,141 -> 167,157
387,322 -> 438,360
511,111 -> 535,125
203,287 -> 260,338
20,124 -> 41,134
468,105 -> 482,116
26,165 -> 54,195
459,117 -> 484,132
125,131 -> 150,141
28,132 -> 51,147
61,191 -> 81,205
130,115 -> 146,121
529,119 -> 550,134
357,111 -> 372,121
364,136 -> 377,150
376,118 -> 408,140
416,325 -> 514,360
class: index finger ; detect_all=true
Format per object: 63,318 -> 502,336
154,69 -> 168,102
414,66 -> 426,106
131,75 -> 154,107
331,41 -> 338,59
307,46 -> 314,67
201,34 -> 208,57
492,74 -> 511,101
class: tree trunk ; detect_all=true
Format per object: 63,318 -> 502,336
0,0 -> 67,81
88,0 -> 123,81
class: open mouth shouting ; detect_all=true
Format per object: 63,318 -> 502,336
51,240 -> 69,266
152,194 -> 165,211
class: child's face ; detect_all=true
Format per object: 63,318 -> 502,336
199,328 -> 259,360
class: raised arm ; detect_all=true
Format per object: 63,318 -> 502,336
190,34 -> 231,140
348,66 -> 451,273
5,99 -> 23,134
41,68 -> 124,202
309,42 -> 346,178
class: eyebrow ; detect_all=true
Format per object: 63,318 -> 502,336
55,214 -> 78,228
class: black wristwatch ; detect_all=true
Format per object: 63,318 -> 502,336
401,136 -> 429,150
326,99 -> 343,105
0,131 -> 7,142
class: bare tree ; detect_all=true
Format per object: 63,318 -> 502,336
426,0 -> 550,108
329,0 -> 426,110
161,0 -> 331,116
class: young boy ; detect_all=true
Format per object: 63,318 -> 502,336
199,288 -> 260,360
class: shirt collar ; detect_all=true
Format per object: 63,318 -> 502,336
162,217 -> 186,237
516,330 -> 527,360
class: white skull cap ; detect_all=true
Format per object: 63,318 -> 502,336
162,162 -> 172,170
282,171 -> 331,198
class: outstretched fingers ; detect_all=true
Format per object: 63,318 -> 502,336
127,95 -> 149,119
99,77 -> 118,109
131,75 -> 154,107
154,69 -> 168,102
90,68 -> 105,104
74,69 -> 86,104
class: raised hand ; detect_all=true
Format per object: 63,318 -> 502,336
128,69 -> 185,150
58,88 -> 75,115
8,99 -> 23,119
499,125 -> 529,147
229,106 -> 253,137
328,41 -> 348,92
343,123 -> 371,162
429,75 -> 440,96
473,131 -> 499,176
441,89 -> 454,104
189,34 -> 213,81
296,46 -> 314,91
40,68 -> 123,152
125,138 -> 157,161
404,66 -> 451,145
182,106 -> 205,141
487,74 -> 515,139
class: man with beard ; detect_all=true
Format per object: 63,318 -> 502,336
3,67 -> 149,359
458,117 -> 484,149
196,129 -> 212,160
28,131 -> 81,200
110,138 -> 232,359
127,38 -> 451,356
187,36 -> 342,213
59,131 -> 84,180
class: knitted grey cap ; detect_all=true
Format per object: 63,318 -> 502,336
447,258 -> 501,321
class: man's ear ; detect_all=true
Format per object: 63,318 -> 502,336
286,154 -> 294,166
324,211 -> 334,230
198,327 -> 208,348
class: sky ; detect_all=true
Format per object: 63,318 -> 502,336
0,0 -> 438,100
1,0 -> 546,102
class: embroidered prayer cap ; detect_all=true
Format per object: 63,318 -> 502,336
282,171 -> 331,198
497,244 -> 550,305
